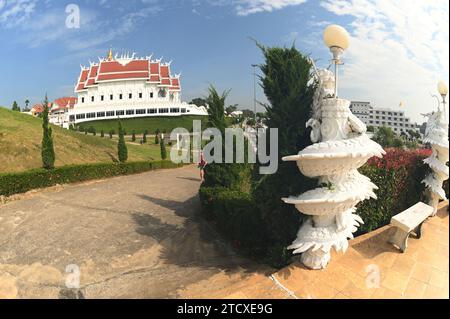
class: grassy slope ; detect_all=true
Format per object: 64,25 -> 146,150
79,115 -> 208,134
0,107 -> 162,173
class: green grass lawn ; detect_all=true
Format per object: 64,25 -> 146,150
0,107 -> 163,173
78,115 -> 208,135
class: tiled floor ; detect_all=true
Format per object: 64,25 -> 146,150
272,201 -> 449,299
180,201 -> 448,299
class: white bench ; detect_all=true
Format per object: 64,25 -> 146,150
389,202 -> 434,253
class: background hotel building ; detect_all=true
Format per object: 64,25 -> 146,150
350,101 -> 419,134
52,50 -> 207,128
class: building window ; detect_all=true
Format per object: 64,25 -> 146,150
110,94 -> 113,100
150,92 -> 154,98
181,108 -> 186,113
97,112 -> 105,118
81,97 -> 85,103
126,110 -> 135,115
119,94 -> 123,100
170,107 -> 180,113
91,96 -> 95,102
86,112 -> 96,119
136,109 -> 146,115
101,95 -> 104,101
106,111 -> 115,117
129,93 -> 132,99
76,114 -> 86,119
147,108 -> 157,114
116,110 -> 125,116
139,93 -> 143,99
158,108 -> 169,114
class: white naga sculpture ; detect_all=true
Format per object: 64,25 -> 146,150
281,65 -> 385,269
422,108 -> 449,216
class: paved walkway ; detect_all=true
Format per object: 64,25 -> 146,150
0,164 -> 448,299
0,165 -> 273,298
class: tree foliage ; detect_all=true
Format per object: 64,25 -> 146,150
251,44 -> 317,266
12,101 -> 20,112
160,139 -> 167,160
41,94 -> 55,169
117,120 -> 128,163
205,86 -> 228,134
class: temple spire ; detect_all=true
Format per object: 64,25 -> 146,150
107,47 -> 113,61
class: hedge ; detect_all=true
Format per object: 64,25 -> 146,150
199,186 -> 268,259
356,148 -> 432,234
0,160 -> 183,197
199,148 -> 439,267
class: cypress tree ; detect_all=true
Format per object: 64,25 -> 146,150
12,101 -> 20,112
252,44 -> 316,266
109,130 -> 113,139
101,129 -> 104,138
143,132 -> 147,144
118,120 -> 128,162
155,132 -> 160,144
131,130 -> 136,142
41,94 -> 55,169
160,139 -> 167,160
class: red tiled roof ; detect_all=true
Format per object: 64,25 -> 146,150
160,78 -> 171,86
52,97 -> 78,111
99,60 -> 149,73
160,65 -> 170,78
74,55 -> 181,92
31,102 -> 52,113
86,65 -> 99,87
76,69 -> 89,91
150,62 -> 159,74
97,72 -> 149,81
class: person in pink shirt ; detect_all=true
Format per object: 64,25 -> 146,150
198,151 -> 207,182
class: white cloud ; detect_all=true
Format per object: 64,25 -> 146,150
0,0 -> 37,28
235,0 -> 307,16
320,0 -> 449,123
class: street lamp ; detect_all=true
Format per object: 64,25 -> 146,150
437,80 -> 448,119
251,64 -> 258,126
323,24 -> 350,98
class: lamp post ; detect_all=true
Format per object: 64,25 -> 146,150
251,64 -> 258,127
438,80 -> 448,120
323,24 -> 350,98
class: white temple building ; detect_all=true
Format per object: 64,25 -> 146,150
62,49 -> 207,128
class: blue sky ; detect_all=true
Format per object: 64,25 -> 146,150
0,0 -> 448,123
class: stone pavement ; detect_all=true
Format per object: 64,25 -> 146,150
0,164 -> 448,299
0,165 -> 273,298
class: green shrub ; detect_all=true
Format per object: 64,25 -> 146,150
0,161 -> 183,197
199,187 -> 267,259
355,148 -> 431,234
250,44 -> 316,267
131,130 -> 136,142
160,139 -> 167,160
41,95 -> 55,170
118,120 -> 128,163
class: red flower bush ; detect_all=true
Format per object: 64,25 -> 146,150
357,148 -> 431,234
367,148 -> 432,170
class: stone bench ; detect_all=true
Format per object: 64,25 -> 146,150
389,202 -> 434,253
